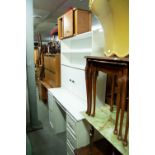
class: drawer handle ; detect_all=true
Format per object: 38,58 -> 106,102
72,80 -> 75,83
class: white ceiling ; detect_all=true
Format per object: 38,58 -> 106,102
33,0 -> 89,42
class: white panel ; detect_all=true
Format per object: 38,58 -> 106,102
61,53 -> 72,66
61,31 -> 92,53
61,65 -> 87,101
70,67 -> 87,101
61,39 -> 71,53
48,94 -> 66,134
61,65 -> 71,90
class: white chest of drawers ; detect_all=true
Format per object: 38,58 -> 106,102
66,112 -> 90,155
48,88 -> 89,155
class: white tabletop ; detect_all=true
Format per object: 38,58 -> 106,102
48,87 -> 87,121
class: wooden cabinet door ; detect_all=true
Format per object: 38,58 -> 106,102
74,9 -> 91,35
58,17 -> 64,39
63,9 -> 73,38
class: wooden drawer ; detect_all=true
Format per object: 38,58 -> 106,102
67,130 -> 77,149
67,114 -> 76,134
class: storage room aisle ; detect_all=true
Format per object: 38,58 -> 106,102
27,87 -> 66,155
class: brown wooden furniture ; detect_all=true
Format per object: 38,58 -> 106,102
39,54 -> 61,102
58,8 -> 91,39
85,56 -> 129,145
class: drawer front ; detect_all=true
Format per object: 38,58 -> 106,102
67,140 -> 75,155
67,123 -> 76,137
67,114 -> 76,134
67,129 -> 77,149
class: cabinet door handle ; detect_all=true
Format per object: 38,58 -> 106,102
72,80 -> 75,83
69,79 -> 75,83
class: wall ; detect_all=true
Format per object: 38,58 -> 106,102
26,0 -> 42,129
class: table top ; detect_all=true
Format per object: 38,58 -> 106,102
82,104 -> 129,155
85,56 -> 129,63
48,87 -> 87,121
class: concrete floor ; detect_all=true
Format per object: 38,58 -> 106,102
27,88 -> 66,155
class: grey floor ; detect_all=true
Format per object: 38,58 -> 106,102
27,88 -> 67,155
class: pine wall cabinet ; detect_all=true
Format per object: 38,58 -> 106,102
58,8 -> 91,39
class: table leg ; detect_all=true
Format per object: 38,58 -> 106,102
114,72 -> 122,135
85,61 -> 90,115
85,61 -> 93,115
92,68 -> 98,116
118,69 -> 128,140
88,64 -> 93,115
110,74 -> 115,112
123,101 -> 129,146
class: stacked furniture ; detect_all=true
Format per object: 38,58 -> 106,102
49,5 -> 129,155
